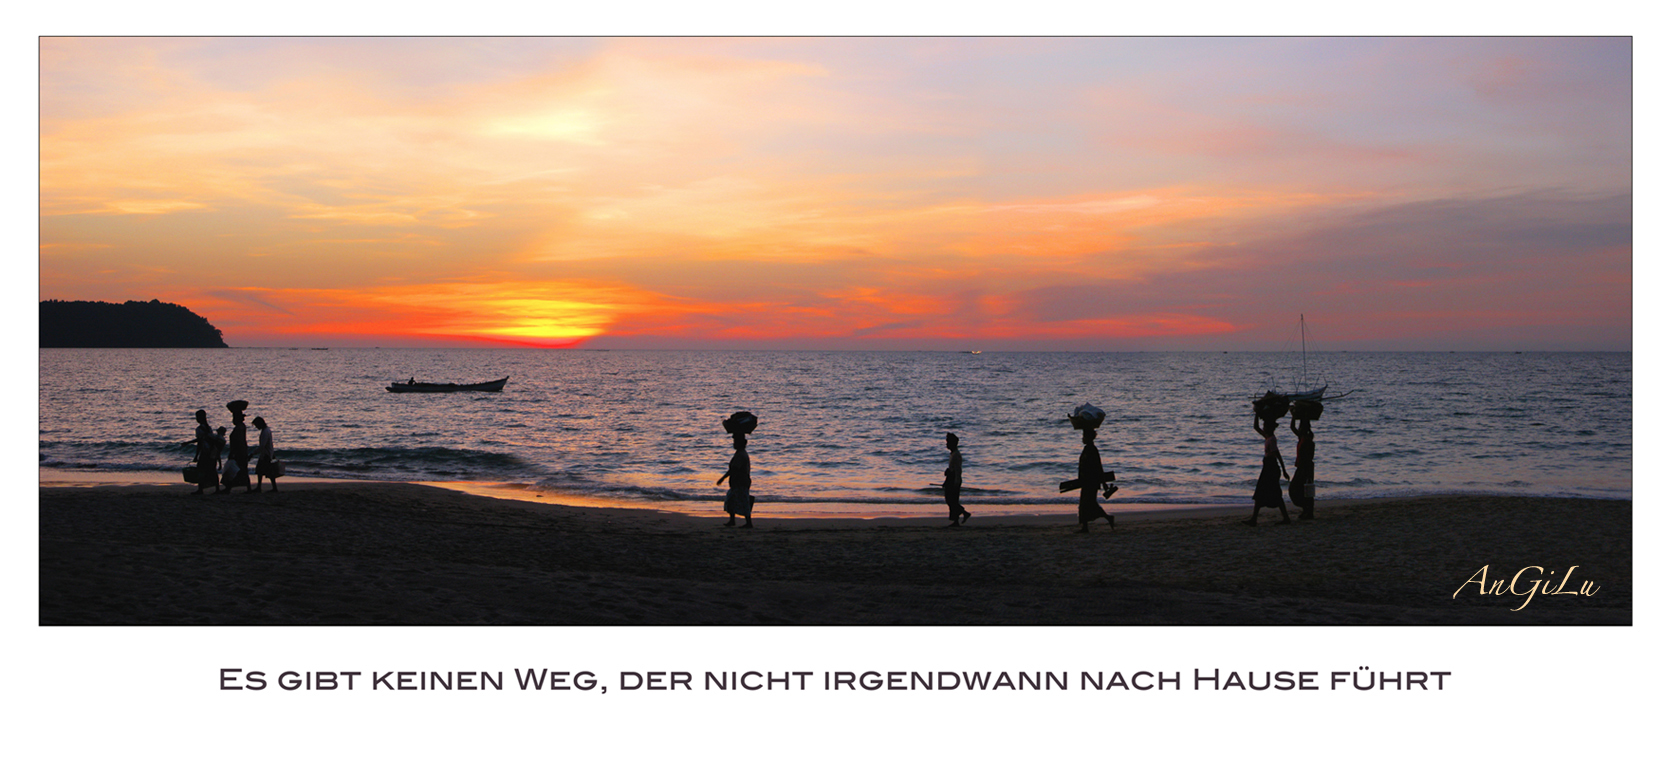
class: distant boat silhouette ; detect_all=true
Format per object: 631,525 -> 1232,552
386,377 -> 508,393
1254,315 -> 1356,411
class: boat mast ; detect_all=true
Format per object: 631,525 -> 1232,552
1300,314 -> 1307,388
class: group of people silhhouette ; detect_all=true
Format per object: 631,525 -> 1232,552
1244,393 -> 1319,526
716,398 -> 1319,531
184,394 -> 1318,524
184,400 -> 279,494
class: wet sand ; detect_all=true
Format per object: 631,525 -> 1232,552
38,482 -> 1630,624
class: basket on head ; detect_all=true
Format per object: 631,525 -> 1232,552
1290,399 -> 1324,421
1068,403 -> 1106,431
1252,391 -> 1290,422
226,399 -> 249,414
722,411 -> 758,435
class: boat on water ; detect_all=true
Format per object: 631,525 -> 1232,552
386,377 -> 509,393
1253,315 -> 1353,415
1280,384 -> 1329,402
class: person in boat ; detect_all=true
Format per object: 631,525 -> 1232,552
1290,415 -> 1314,520
1077,428 -> 1116,533
183,409 -> 222,495
1245,414 -> 1291,525
408,377 -> 416,385
944,432 -> 971,526
252,416 -> 278,493
717,431 -> 754,528
219,400 -> 253,493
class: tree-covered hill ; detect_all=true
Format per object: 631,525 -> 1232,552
40,300 -> 229,348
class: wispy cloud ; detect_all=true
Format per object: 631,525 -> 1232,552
39,37 -> 1631,350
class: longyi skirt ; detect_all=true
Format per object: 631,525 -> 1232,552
1253,456 -> 1284,507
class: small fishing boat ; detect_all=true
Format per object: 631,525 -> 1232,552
386,377 -> 509,393
1253,315 -> 1354,415
1282,385 -> 1329,402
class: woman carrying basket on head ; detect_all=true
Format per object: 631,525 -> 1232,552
717,411 -> 758,529
1289,401 -> 1319,521
1245,404 -> 1292,526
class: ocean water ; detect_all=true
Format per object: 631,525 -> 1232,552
38,349 -> 1631,515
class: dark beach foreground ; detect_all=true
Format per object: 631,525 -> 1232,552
38,482 -> 1630,625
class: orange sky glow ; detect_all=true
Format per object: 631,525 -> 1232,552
39,37 -> 1631,350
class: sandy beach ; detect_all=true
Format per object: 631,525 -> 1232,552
38,482 -> 1629,625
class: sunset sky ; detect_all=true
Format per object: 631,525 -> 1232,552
38,37 -> 1631,350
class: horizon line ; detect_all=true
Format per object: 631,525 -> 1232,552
38,346 -> 1634,354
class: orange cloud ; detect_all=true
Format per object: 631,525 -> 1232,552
38,39 -> 1629,351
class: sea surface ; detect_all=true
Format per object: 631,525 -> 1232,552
38,349 -> 1631,515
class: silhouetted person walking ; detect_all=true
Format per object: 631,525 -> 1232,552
214,426 -> 227,475
1245,412 -> 1291,525
220,400 -> 252,493
1290,415 -> 1315,520
1076,429 -> 1117,532
1065,403 -> 1117,533
718,411 -> 757,528
184,409 -> 221,494
252,416 -> 279,493
944,432 -> 970,525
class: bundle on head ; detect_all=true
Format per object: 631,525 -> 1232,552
1290,399 -> 1324,421
722,411 -> 758,435
1068,403 -> 1106,431
1253,392 -> 1291,422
